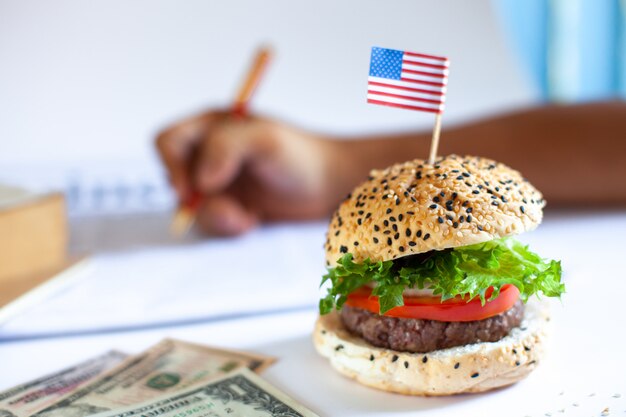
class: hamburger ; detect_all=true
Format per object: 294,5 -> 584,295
313,155 -> 564,396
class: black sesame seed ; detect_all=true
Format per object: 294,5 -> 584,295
392,224 -> 398,231
340,246 -> 348,253
394,232 -> 400,240
437,216 -> 444,224
471,372 -> 479,378
374,225 -> 380,231
383,230 -> 391,235
501,196 -> 507,203
512,349 -> 517,354
524,345 -> 531,351
424,233 -> 430,240
452,192 -> 458,199
372,187 -> 378,193
390,216 -> 397,222
357,219 -> 362,225
384,220 -> 389,227
392,355 -> 399,362
429,204 -> 438,209
472,190 -> 479,195
416,230 -> 422,238
373,237 -> 379,243
456,175 -> 464,180
410,196 -> 417,203
520,206 -> 526,214
453,222 -> 459,228
406,228 -> 411,237
515,361 -> 520,366
433,196 -> 440,203
466,207 -> 473,213
454,362 -> 460,369
353,241 -> 359,246
528,360 -> 536,365
446,214 -> 453,221
407,211 -> 414,215
404,361 -> 409,369
386,208 -> 392,214
396,198 -> 401,205
335,230 -> 340,236
467,215 -> 472,223
477,225 -> 483,231
463,172 -> 470,177
387,237 -> 392,245
335,344 -> 344,351
408,241 -> 416,246
382,195 -> 388,200
440,192 -> 445,197
366,212 -> 371,219
358,210 -> 364,215
422,356 -> 428,363
399,246 -> 405,252
370,354 -> 375,361
398,214 -> 403,221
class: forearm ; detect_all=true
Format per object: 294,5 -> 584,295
325,101 -> 626,209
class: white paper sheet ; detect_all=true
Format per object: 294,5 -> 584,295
0,222 -> 328,339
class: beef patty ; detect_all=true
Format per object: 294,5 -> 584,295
340,301 -> 524,353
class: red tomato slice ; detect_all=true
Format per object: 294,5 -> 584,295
345,284 -> 520,322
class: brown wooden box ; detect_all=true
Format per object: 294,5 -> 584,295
0,191 -> 68,289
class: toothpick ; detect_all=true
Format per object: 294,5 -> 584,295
428,113 -> 442,165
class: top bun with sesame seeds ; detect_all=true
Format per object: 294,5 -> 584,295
324,155 -> 544,266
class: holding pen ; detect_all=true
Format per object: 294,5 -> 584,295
169,47 -> 273,236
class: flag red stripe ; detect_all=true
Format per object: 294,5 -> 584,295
400,68 -> 446,78
367,90 -> 443,105
404,51 -> 448,62
400,77 -> 446,88
402,59 -> 448,70
368,81 -> 444,96
367,99 -> 442,114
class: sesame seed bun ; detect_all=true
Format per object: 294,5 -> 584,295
313,301 -> 549,396
324,155 -> 544,266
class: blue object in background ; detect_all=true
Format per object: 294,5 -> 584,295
493,0 -> 624,102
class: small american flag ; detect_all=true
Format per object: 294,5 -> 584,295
367,46 -> 449,114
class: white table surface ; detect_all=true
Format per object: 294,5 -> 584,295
1,211 -> 626,417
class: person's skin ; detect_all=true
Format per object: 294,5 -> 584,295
156,101 -> 626,236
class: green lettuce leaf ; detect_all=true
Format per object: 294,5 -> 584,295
319,238 -> 564,315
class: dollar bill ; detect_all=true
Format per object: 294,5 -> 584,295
0,350 -> 126,417
89,368 -> 318,417
32,338 -> 276,417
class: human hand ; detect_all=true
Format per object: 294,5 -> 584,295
156,111 -> 335,235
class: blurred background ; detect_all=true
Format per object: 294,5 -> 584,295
2,0 -> 623,218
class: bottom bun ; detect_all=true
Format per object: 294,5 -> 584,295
313,301 -> 550,396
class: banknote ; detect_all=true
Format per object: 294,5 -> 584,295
88,368 -> 318,417
0,350 -> 126,417
32,338 -> 276,417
